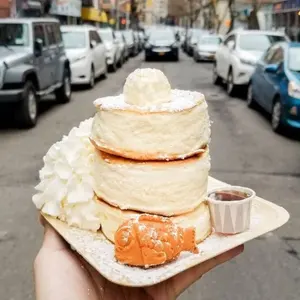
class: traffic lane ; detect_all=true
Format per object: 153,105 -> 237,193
139,55 -> 300,300
0,55 -> 143,300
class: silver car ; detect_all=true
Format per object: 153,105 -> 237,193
0,18 -> 71,128
193,35 -> 222,62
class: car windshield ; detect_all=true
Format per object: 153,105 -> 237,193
149,30 -> 175,42
239,34 -> 286,51
288,47 -> 300,72
115,32 -> 124,41
199,36 -> 221,45
0,23 -> 29,46
123,31 -> 133,43
99,30 -> 114,41
191,30 -> 205,43
62,31 -> 86,49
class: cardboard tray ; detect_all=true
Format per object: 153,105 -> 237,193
43,177 -> 289,287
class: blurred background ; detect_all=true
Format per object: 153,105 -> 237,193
0,0 -> 299,299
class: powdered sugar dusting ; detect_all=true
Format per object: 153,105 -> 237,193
93,90 -> 206,113
44,192 -> 289,287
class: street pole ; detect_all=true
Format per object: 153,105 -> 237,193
115,0 -> 120,30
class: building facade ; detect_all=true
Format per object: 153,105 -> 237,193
0,0 -> 11,17
272,0 -> 300,40
50,0 -> 82,24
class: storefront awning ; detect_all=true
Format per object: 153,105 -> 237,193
81,7 -> 108,22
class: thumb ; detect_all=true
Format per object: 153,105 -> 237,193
42,220 -> 68,252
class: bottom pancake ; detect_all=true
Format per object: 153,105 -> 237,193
97,198 -> 212,244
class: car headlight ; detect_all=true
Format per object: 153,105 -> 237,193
72,56 -> 86,63
288,81 -> 300,98
239,57 -> 256,66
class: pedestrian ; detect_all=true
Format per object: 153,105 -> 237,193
34,216 -> 244,300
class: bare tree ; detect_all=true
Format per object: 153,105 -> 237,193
208,0 -> 230,32
247,0 -> 263,29
227,0 -> 236,33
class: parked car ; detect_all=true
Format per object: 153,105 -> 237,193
61,25 -> 107,88
115,30 -> 128,61
213,29 -> 289,96
138,30 -> 145,50
133,31 -> 142,53
193,34 -> 222,62
144,28 -> 179,61
247,42 -> 300,132
123,30 -> 138,56
182,28 -> 192,52
0,18 -> 71,128
98,28 -> 122,72
186,29 -> 208,56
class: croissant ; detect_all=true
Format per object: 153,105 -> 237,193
114,214 -> 199,267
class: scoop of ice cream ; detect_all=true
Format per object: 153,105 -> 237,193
123,68 -> 172,106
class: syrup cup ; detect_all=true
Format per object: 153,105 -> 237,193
207,186 -> 256,234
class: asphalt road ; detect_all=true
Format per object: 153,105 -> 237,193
0,52 -> 300,300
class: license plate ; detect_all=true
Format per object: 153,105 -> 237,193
159,52 -> 165,56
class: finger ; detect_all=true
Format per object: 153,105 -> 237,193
42,221 -> 68,252
172,245 -> 244,296
38,214 -> 46,227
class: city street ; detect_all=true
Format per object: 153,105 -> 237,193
0,53 -> 300,300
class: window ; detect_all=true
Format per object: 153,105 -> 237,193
262,46 -> 276,64
224,34 -> 235,47
53,23 -> 62,43
238,34 -> 286,52
33,24 -> 46,47
288,47 -> 300,71
62,31 -> 86,49
0,23 -> 29,46
90,30 -> 101,44
45,24 -> 56,45
269,46 -> 284,64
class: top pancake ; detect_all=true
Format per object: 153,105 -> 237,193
91,90 -> 211,161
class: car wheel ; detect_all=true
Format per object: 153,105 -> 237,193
109,58 -> 117,72
247,83 -> 257,109
102,63 -> 108,79
271,97 -> 285,133
16,81 -> 38,128
89,66 -> 95,88
55,68 -> 71,104
227,69 -> 236,96
117,57 -> 122,68
212,64 -> 222,85
194,53 -> 199,62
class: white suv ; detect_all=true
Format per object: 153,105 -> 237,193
213,29 -> 288,96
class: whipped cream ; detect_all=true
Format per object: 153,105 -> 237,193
32,118 -> 102,232
123,68 -> 172,106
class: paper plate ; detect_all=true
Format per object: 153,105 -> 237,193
43,177 -> 289,287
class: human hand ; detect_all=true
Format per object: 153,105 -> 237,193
34,216 -> 244,300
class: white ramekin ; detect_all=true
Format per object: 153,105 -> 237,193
207,186 -> 256,234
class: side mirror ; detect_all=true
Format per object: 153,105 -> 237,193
264,64 -> 279,73
34,39 -> 43,56
90,40 -> 97,48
